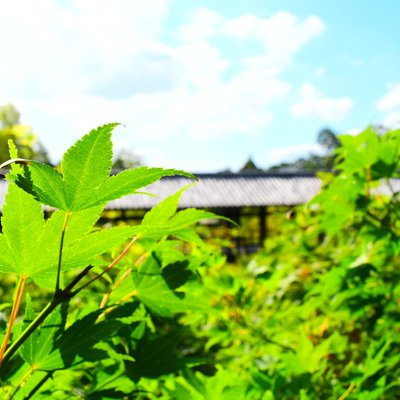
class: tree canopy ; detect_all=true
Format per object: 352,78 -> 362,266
0,103 -> 49,164
112,148 -> 141,171
239,157 -> 262,172
267,128 -> 340,172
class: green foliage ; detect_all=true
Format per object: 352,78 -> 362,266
0,182 -> 134,286
131,253 -> 209,317
0,123 -> 220,398
181,126 -> 400,399
0,103 -> 49,164
20,296 -> 66,371
0,124 -> 399,399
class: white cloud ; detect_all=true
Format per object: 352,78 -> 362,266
377,83 -> 400,111
177,8 -> 224,42
266,143 -> 325,165
345,127 -> 363,136
376,83 -> 400,128
291,84 -> 353,121
382,111 -> 400,129
223,12 -> 325,67
133,146 -> 229,172
0,2 -> 326,166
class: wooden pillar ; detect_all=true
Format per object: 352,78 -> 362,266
259,206 -> 267,246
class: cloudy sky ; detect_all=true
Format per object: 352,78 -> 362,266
1,0 -> 399,172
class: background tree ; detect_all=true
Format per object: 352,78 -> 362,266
268,153 -> 330,172
112,148 -> 141,170
268,128 -> 341,172
239,157 -> 262,173
0,103 -> 50,164
317,128 -> 341,151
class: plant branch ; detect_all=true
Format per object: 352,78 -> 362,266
63,265 -> 93,293
1,236 -> 137,366
2,299 -> 60,366
73,236 -> 138,295
0,275 -> 27,365
2,265 -> 91,366
1,232 -> 137,365
55,212 -> 71,295
98,251 -> 147,319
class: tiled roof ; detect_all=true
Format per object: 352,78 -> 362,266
0,173 -> 321,210
106,173 -> 322,209
0,172 -> 399,211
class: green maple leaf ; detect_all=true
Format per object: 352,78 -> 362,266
10,123 -> 195,211
0,183 -> 135,286
20,295 -> 66,370
0,123 -> 197,285
130,185 -> 232,239
131,253 -> 209,317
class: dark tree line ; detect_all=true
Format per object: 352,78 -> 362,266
237,128 -> 342,173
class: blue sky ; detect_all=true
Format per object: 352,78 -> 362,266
0,0 -> 399,172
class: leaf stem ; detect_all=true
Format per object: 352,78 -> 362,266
73,236 -> 138,295
120,289 -> 138,303
0,158 -> 30,171
338,382 -> 356,400
99,267 -> 133,309
55,212 -> 71,295
0,275 -> 27,365
98,251 -> 147,320
24,371 -> 53,399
